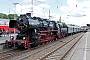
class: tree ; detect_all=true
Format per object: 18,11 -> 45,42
0,13 -> 19,19
8,14 -> 19,20
0,13 -> 3,18
14,14 -> 19,20
0,13 -> 8,19
70,24 -> 75,26
62,22 -> 65,24
3,14 -> 8,19
8,14 -> 14,19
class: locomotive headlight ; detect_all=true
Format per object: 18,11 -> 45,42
10,36 -> 14,40
23,37 -> 26,40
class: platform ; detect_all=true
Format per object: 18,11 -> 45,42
65,32 -> 90,60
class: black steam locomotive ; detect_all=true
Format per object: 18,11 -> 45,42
6,13 -> 83,49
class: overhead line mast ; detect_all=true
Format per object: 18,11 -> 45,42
31,0 -> 47,17
31,0 -> 33,17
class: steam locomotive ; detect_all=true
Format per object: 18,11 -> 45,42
5,13 -> 83,49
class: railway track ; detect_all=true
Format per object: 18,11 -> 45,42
0,33 -> 84,60
0,49 -> 24,60
0,38 -> 60,60
43,33 -> 84,60
10,33 -> 83,60
25,33 -> 84,60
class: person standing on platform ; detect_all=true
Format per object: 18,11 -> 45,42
6,29 -> 10,36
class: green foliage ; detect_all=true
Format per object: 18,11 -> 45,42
62,22 -> 65,24
57,21 -> 66,24
0,13 -> 19,20
8,14 -> 14,19
0,13 -> 8,19
8,14 -> 18,20
70,24 -> 75,26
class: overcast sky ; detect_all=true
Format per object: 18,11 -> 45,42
0,0 -> 90,26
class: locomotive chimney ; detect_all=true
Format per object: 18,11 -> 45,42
26,13 -> 31,18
